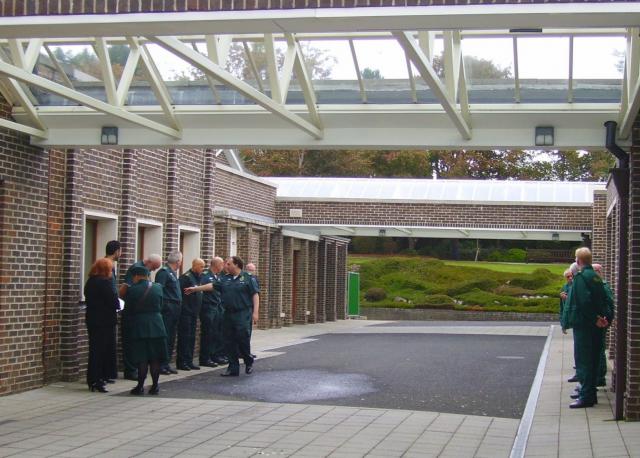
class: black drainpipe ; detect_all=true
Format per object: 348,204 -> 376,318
604,120 -> 629,421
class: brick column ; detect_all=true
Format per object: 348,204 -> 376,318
336,242 -> 348,320
295,240 -> 309,324
214,219 -> 231,258
257,229 -> 271,329
592,190 -> 607,267
60,149 -> 84,381
119,149 -> 137,273
326,240 -> 338,321
269,231 -> 283,328
201,150 -> 215,261
282,236 -> 293,326
164,149 -> 179,255
316,238 -> 327,323
307,241 -> 318,324
626,125 -> 640,419
606,206 -> 618,378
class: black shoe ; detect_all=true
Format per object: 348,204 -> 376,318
167,366 -> 178,374
251,354 -> 257,359
245,364 -> 253,375
188,363 -> 200,370
570,399 -> 595,408
220,369 -> 239,377
160,367 -> 172,375
570,393 -> 580,399
130,386 -> 144,396
177,365 -> 191,371
597,380 -> 606,387
89,383 -> 108,393
148,385 -> 159,395
200,360 -> 218,368
213,357 -> 228,365
103,379 -> 116,384
567,375 -> 579,383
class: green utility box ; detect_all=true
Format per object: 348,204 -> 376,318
348,272 -> 360,316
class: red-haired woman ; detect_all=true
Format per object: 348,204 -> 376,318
84,258 -> 119,392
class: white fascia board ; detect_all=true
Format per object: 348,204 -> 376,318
281,229 -> 320,242
0,5 -> 638,38
21,103 -> 623,149
275,197 -> 596,207
213,207 -> 278,227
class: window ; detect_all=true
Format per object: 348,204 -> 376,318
136,219 -> 163,261
82,210 -> 118,297
179,226 -> 201,275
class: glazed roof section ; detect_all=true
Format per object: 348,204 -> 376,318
269,177 -> 606,206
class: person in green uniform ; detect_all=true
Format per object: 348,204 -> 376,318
121,265 -> 168,396
565,247 -> 609,408
177,258 -> 205,371
593,263 -> 615,387
560,268 -> 579,384
199,257 -> 226,367
185,256 -> 259,377
122,254 -> 162,380
155,251 -> 182,375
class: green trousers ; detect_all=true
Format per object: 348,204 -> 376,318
574,325 -> 603,403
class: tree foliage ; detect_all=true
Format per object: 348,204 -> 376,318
242,149 -> 614,182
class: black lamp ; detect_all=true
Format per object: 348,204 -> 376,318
535,126 -> 554,146
101,126 -> 118,145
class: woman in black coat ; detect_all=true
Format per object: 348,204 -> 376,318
84,258 -> 119,392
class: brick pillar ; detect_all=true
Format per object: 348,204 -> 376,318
294,240 -> 309,324
257,229 -> 271,329
164,149 -> 179,255
201,150 -> 215,261
626,126 -> 640,420
592,190 -> 607,267
326,241 -> 338,321
307,241 -> 318,324
269,231 -> 283,328
336,242 -> 348,320
282,236 -> 293,326
60,149 -> 84,381
214,219 -> 230,258
316,238 -> 327,323
119,149 -> 137,273
607,206 -> 618,379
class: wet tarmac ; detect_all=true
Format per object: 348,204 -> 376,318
154,332 -> 545,419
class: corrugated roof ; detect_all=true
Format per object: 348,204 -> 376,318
268,177 -> 606,205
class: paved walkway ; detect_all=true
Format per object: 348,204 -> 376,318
0,320 -> 637,457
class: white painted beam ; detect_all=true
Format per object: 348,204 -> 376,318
0,117 -> 47,138
151,35 -> 322,139
264,33 -> 282,104
23,39 -> 43,72
394,31 -> 471,140
287,33 -> 323,131
0,58 -> 181,138
349,38 -> 367,103
279,40 -> 296,104
619,28 -> 640,139
44,45 -> 75,89
115,43 -> 140,106
93,37 -> 118,105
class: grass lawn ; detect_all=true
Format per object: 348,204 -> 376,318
348,255 -> 565,314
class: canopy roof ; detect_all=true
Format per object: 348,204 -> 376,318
0,4 -> 637,149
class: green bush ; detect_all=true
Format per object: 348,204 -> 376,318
414,294 -> 456,309
487,248 -> 527,263
510,268 -> 554,289
447,279 -> 498,296
364,287 -> 387,302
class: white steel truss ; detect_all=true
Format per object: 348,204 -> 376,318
0,6 -> 633,148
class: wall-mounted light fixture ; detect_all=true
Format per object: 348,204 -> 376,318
551,232 -> 560,241
378,229 -> 386,237
101,126 -> 118,145
535,126 -> 554,146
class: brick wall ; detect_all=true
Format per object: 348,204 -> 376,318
627,121 -> 640,420
276,201 -> 593,232
591,190 -> 607,266
0,122 -> 49,394
214,167 -> 276,220
0,0 -> 628,15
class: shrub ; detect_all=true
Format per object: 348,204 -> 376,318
364,287 -> 387,302
414,294 -> 456,309
487,248 -> 527,263
447,279 -> 498,296
510,269 -> 553,289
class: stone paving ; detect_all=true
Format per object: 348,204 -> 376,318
0,320 -> 638,457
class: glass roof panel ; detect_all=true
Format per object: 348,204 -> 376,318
461,37 -> 515,104
572,36 -> 624,103
517,37 -> 570,103
270,177 -> 605,205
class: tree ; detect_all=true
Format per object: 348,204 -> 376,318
361,67 -> 383,80
432,53 -> 512,80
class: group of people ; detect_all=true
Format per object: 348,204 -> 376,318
83,240 -> 260,395
559,247 -> 614,408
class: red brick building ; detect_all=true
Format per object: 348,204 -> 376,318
0,0 -> 639,421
